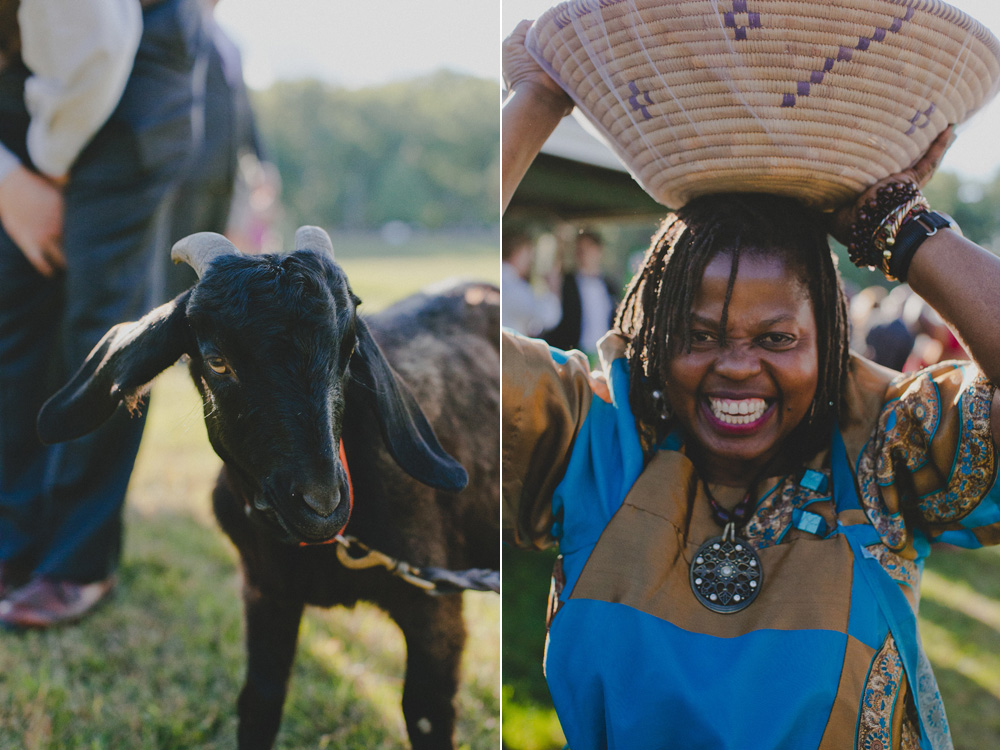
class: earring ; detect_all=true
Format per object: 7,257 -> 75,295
652,389 -> 671,421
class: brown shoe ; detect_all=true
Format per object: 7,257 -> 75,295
0,576 -> 115,629
0,563 -> 30,600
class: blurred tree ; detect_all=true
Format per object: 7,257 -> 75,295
925,169 -> 1000,252
251,71 -> 500,232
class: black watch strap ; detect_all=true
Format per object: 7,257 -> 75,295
889,210 -> 952,281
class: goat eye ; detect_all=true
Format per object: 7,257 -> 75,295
206,357 -> 231,375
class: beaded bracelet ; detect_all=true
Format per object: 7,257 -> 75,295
847,182 -> 934,280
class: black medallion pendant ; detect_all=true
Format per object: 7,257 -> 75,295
689,523 -> 762,613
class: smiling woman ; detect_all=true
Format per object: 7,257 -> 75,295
622,194 -> 835,486
502,7 -> 1000,750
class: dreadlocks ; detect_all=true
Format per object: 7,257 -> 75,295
613,193 -> 850,460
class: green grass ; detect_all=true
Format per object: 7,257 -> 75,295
0,245 -> 500,750
501,546 -> 1000,750
325,232 -> 498,312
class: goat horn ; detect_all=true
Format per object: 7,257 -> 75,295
171,232 -> 241,278
294,225 -> 334,258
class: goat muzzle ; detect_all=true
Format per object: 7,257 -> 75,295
242,441 -> 354,545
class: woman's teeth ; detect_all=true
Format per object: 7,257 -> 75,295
709,397 -> 767,425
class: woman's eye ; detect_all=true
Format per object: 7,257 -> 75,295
690,330 -> 717,344
206,357 -> 231,375
760,333 -> 794,347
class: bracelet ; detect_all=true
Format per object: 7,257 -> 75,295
873,196 -> 927,258
887,210 -> 953,281
847,182 -> 935,280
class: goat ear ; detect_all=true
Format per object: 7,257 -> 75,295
349,318 -> 468,491
37,292 -> 192,445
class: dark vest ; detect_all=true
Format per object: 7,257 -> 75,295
540,272 -> 619,352
0,0 -> 21,65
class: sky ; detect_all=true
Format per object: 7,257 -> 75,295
215,1 -> 500,90
215,0 -> 1000,182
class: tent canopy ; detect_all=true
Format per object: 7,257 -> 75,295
507,116 -> 665,221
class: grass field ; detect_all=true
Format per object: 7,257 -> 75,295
0,245 -> 500,750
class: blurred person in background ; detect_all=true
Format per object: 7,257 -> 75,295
848,284 -> 888,352
901,292 -> 969,371
502,228 -> 562,337
862,284 -> 917,371
541,229 -> 619,357
158,0 -> 270,301
0,0 -> 205,629
225,150 -> 282,255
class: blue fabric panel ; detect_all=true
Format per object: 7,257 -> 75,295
931,528 -> 984,549
846,552 -> 890,650
546,600 -> 846,750
551,355 -> 645,596
551,396 -> 624,552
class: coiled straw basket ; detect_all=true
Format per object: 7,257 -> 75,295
525,0 -> 1000,209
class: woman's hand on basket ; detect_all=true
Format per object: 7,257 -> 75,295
503,19 -> 573,116
502,19 -> 574,212
829,126 -> 955,247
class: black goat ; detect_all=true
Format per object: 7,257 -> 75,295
37,227 -> 500,749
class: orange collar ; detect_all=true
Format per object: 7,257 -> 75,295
297,439 -> 353,546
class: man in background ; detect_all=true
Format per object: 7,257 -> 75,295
542,230 -> 618,356
501,229 -> 561,337
158,0 -> 269,300
0,0 -> 206,628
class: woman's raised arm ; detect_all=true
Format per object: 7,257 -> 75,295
833,127 -> 1000,443
501,20 -> 573,213
905,223 -> 1000,382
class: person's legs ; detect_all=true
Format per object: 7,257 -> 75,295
0,63 -> 63,587
0,0 -> 206,627
31,0 -> 205,584
0,230 -> 63,579
34,176 -> 173,583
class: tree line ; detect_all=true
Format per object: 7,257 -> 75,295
251,70 -> 500,232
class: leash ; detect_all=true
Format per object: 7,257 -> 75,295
287,440 -> 498,595
333,534 -> 500,595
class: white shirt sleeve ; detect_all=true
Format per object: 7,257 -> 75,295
501,262 -> 563,337
19,0 -> 143,178
0,143 -> 20,184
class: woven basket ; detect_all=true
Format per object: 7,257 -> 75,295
525,0 -> 1000,210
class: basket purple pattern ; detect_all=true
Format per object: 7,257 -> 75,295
526,0 -> 1000,209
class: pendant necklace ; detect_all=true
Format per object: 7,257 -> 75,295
689,482 -> 762,614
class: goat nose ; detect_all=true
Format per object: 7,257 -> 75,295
293,485 -> 341,517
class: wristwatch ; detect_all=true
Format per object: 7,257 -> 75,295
889,210 -> 955,281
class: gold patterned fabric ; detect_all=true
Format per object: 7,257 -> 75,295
501,332 -> 595,549
857,634 -> 918,750
855,361 -> 999,559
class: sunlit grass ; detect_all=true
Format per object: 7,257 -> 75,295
341,253 -> 499,312
919,546 -> 1000,749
